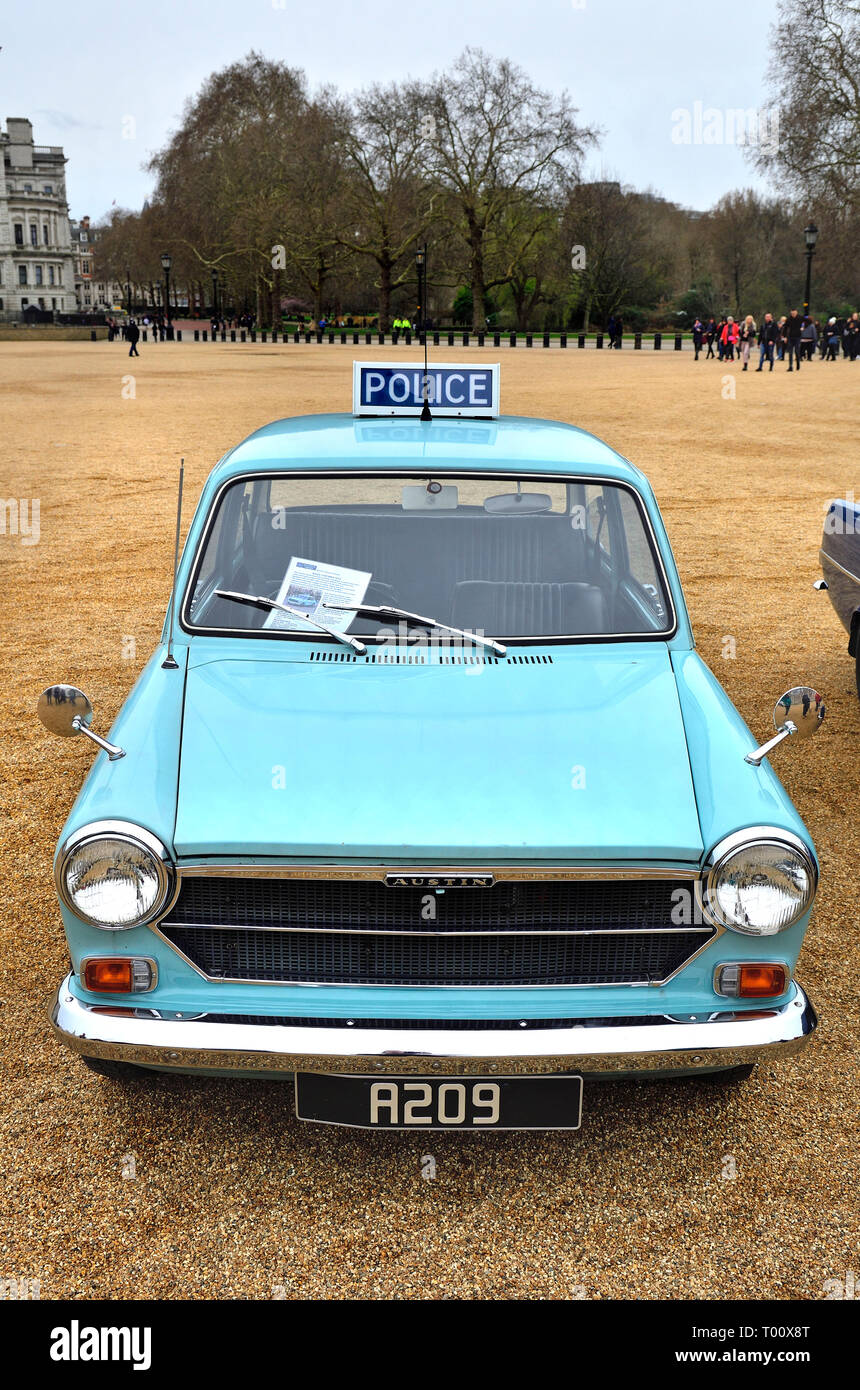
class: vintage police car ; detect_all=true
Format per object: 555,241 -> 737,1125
41,363 -> 821,1130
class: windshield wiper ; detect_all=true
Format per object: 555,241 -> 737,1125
215,590 -> 367,653
323,603 -> 507,656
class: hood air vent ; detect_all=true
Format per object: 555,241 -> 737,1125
307,649 -> 554,666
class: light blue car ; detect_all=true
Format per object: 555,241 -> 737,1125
41,374 -> 822,1130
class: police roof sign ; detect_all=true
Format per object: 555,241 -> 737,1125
353,362 -> 500,418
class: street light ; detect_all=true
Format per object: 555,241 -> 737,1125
415,244 -> 430,420
126,266 -> 132,318
160,251 -> 172,325
803,223 -> 818,319
415,247 -> 426,336
211,267 -> 219,322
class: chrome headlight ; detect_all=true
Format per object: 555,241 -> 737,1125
57,821 -> 174,930
705,829 -> 817,936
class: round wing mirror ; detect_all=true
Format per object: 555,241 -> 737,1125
37,684 -> 93,738
773,686 -> 824,738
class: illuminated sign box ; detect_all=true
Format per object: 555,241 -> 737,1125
353,361 -> 500,418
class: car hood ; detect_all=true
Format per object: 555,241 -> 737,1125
174,645 -> 704,862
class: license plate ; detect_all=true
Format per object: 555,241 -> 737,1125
294,1073 -> 583,1130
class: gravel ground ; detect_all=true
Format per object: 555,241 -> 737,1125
1,341 -> 857,1300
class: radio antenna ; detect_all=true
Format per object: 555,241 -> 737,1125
418,242 -> 431,421
162,459 -> 185,670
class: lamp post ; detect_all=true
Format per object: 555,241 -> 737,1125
126,267 -> 132,318
160,251 -> 172,326
415,245 -> 426,336
803,223 -> 818,319
211,267 -> 219,322
415,244 -> 431,420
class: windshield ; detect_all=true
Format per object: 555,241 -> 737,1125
183,473 -> 674,641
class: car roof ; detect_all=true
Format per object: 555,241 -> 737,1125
211,413 -> 647,488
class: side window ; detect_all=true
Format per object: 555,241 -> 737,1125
190,505 -> 226,616
190,482 -> 254,616
617,490 -> 667,622
618,492 -> 659,585
584,484 -> 611,558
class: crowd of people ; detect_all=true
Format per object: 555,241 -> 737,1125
691,310 -> 860,370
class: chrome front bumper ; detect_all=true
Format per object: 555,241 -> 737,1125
50,975 -> 817,1078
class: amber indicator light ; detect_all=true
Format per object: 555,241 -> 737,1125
83,958 -> 135,993
737,964 -> 787,998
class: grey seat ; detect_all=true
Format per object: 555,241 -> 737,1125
451,580 -> 608,635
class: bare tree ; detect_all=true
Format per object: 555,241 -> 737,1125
705,190 -> 785,314
148,53 -> 314,315
337,83 -> 438,330
753,0 -> 860,204
421,48 -> 598,330
562,182 -> 674,329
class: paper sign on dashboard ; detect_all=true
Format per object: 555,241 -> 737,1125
264,557 -> 371,633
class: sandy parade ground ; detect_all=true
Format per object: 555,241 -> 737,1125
0,338 -> 857,1300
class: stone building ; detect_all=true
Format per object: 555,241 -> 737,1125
71,216 -> 122,314
0,117 -> 77,320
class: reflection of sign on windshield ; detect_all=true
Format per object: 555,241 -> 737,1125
353,422 -> 498,447
264,557 -> 371,633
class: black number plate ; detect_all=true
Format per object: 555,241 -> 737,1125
294,1073 -> 583,1130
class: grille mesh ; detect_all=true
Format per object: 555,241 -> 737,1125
167,877 -> 696,933
160,924 -> 709,987
160,875 -> 712,987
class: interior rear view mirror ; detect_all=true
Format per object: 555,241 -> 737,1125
484,490 -> 553,514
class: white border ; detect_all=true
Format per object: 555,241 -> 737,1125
352,361 -> 501,418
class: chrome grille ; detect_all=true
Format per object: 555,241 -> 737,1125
159,876 -> 713,987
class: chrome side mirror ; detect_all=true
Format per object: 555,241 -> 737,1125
37,685 -> 125,761
745,685 -> 824,766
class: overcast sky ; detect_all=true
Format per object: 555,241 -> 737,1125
4,0 -> 780,221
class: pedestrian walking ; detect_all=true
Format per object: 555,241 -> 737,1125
127,319 -> 140,357
720,316 -> 738,361
739,315 -> 756,370
705,317 -> 716,358
825,318 -> 841,360
800,316 -> 818,361
784,309 -> 802,371
692,317 -> 703,360
755,313 -> 778,371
